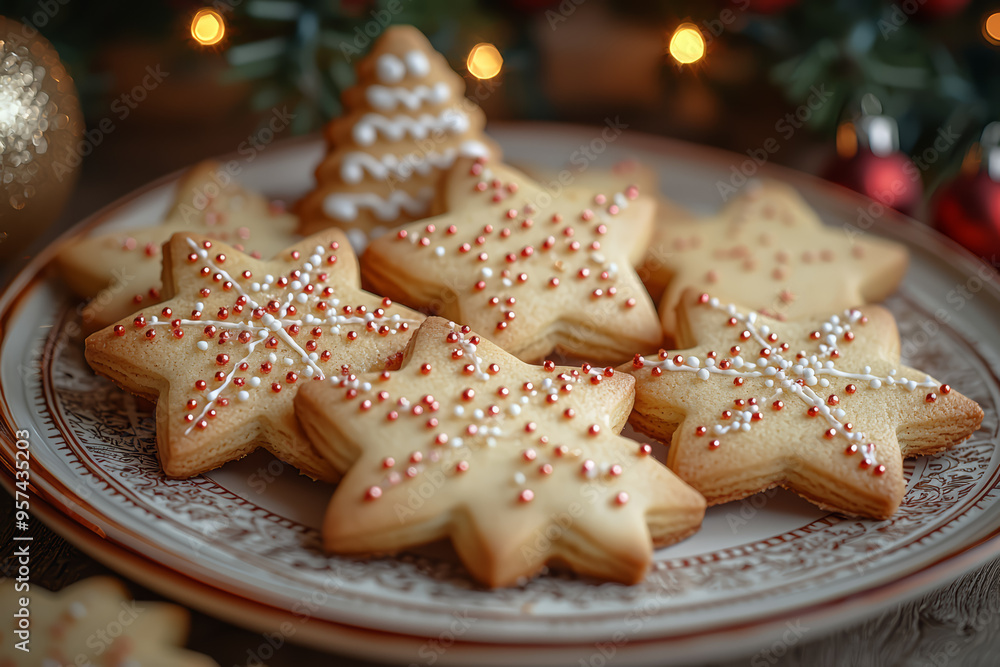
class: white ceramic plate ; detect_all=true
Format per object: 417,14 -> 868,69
2,124 -> 999,666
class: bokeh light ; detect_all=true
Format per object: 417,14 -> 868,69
191,9 -> 225,46
669,24 -> 706,65
467,43 -> 503,79
984,11 -> 1000,45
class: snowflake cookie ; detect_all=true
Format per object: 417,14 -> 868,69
622,291 -> 983,519
85,229 -> 423,480
361,158 -> 663,363
295,317 -> 706,587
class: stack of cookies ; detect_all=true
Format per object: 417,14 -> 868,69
68,25 -> 983,588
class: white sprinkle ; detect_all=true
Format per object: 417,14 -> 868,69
296,293 -> 309,303
284,357 -> 294,366
514,472 -> 526,485
508,404 -> 522,416
238,391 -> 250,402
197,341 -> 209,351
268,353 -> 278,363
870,379 -> 882,389
454,406 -> 465,416
480,267 -> 493,278
434,246 -> 445,257
249,377 -> 261,388
697,369 -> 710,380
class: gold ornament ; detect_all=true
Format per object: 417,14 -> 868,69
0,16 -> 83,262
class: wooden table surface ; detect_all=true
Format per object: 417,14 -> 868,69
2,113 -> 998,667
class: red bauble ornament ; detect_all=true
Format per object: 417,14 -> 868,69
932,170 -> 1000,260
825,149 -> 923,216
912,0 -> 971,19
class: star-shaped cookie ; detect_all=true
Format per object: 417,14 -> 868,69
85,230 -> 423,480
622,291 -> 983,519
0,577 -> 218,667
295,317 -> 706,587
361,158 -> 663,363
638,181 -> 909,339
57,160 -> 299,329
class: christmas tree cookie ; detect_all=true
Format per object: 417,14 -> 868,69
622,291 -> 984,519
56,160 -> 299,330
295,317 -> 706,587
637,181 -> 908,340
361,158 -> 662,363
296,25 -> 501,241
85,230 -> 423,480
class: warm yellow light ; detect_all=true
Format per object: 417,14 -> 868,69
669,24 -> 706,65
984,11 -> 1000,45
191,9 -> 225,46
836,122 -> 858,159
467,43 -> 503,80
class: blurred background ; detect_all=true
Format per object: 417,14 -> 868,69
2,0 -> 999,271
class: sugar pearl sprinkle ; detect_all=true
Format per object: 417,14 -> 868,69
633,295 -> 945,474
112,237 -> 420,435
339,321 -> 637,506
395,160 -> 642,334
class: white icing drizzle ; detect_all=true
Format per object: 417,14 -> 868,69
323,187 -> 435,222
142,239 -> 420,434
340,140 -> 491,184
365,82 -> 451,112
352,109 -> 470,146
636,299 -> 940,468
